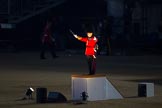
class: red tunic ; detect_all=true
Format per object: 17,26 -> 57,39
80,37 -> 98,55
42,24 -> 53,44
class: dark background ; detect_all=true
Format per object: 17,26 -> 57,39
0,0 -> 162,55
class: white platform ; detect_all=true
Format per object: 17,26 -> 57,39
71,74 -> 123,101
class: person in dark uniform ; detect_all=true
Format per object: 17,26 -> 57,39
40,19 -> 58,59
73,30 -> 98,75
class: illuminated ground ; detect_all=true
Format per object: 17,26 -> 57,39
0,51 -> 162,108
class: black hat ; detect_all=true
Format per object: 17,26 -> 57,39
86,25 -> 93,33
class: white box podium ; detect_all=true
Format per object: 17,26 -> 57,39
72,74 -> 123,101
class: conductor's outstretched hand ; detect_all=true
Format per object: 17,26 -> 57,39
73,34 -> 77,38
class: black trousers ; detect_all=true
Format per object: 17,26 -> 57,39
40,42 -> 57,59
86,55 -> 96,75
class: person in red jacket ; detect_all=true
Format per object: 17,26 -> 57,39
73,31 -> 98,75
40,20 -> 58,59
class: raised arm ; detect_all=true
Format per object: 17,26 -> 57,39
73,34 -> 82,40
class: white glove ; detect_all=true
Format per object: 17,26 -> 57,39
73,34 -> 77,38
93,55 -> 96,59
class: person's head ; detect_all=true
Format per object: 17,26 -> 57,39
87,32 -> 93,38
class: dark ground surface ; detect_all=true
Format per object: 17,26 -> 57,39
0,51 -> 162,108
